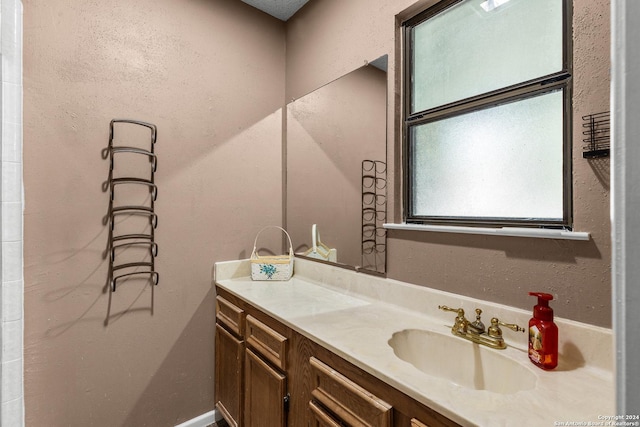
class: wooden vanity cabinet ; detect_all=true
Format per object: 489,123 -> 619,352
214,287 -> 460,427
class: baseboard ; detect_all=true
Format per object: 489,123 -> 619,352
174,409 -> 217,427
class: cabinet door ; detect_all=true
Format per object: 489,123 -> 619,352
244,348 -> 287,427
215,324 -> 244,427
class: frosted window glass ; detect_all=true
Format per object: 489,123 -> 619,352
410,90 -> 564,220
411,0 -> 563,113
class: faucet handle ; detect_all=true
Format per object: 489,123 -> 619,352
488,317 -> 525,338
438,305 -> 464,316
498,319 -> 525,333
438,306 -> 467,322
438,305 -> 468,333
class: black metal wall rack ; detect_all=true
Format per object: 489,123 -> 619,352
361,160 -> 387,273
108,119 -> 159,292
582,111 -> 610,158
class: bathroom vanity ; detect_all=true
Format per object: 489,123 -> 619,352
213,258 -> 614,427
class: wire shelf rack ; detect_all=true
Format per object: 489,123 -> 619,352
582,111 -> 610,159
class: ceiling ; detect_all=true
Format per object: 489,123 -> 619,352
241,0 -> 311,21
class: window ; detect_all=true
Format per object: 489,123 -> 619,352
403,0 -> 572,229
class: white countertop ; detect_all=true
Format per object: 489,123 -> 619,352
214,258 -> 615,427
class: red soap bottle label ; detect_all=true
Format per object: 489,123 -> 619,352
529,325 -> 544,364
528,321 -> 558,369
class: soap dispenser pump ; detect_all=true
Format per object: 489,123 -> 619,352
528,292 -> 558,370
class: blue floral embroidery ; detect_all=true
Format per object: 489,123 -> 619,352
260,264 -> 277,279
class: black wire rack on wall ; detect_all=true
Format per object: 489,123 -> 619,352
361,160 -> 386,273
582,111 -> 610,158
108,119 -> 159,292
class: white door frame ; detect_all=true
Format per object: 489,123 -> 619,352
611,0 -> 640,414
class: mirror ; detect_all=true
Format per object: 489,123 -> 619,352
286,55 -> 388,273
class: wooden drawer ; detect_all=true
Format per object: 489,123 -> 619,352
245,315 -> 288,371
309,400 -> 341,427
310,357 -> 392,427
216,296 -> 245,337
411,418 -> 430,427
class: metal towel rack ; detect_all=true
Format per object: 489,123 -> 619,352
108,119 -> 159,292
361,160 -> 387,273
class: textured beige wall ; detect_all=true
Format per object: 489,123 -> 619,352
286,0 -> 398,101
23,0 -> 285,426
286,0 -> 612,327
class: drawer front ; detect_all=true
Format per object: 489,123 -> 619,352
245,315 -> 288,370
310,357 -> 392,427
411,419 -> 430,427
309,400 -> 342,427
216,296 -> 245,337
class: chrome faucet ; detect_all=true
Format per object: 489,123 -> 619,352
438,305 -> 524,350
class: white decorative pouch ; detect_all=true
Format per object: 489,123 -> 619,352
250,226 -> 294,281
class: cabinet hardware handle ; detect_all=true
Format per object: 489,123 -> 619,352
283,393 -> 290,412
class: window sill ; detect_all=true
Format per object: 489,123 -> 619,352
383,223 -> 590,241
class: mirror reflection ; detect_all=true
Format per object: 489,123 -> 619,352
286,55 -> 388,273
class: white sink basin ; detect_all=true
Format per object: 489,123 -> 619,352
388,329 -> 537,394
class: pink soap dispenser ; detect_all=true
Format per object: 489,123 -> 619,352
528,292 -> 558,370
